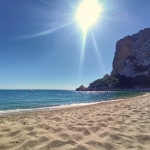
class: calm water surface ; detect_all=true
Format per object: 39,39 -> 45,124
0,90 -> 143,112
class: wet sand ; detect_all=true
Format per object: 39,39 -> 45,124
0,93 -> 150,150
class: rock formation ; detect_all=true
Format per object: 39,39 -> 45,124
112,28 -> 150,77
76,28 -> 150,91
76,85 -> 87,91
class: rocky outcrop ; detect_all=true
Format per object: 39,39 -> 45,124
76,85 -> 87,91
112,28 -> 150,77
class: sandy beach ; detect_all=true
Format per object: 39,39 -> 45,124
0,93 -> 150,150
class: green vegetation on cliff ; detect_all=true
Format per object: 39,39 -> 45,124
76,74 -> 150,91
88,74 -> 119,91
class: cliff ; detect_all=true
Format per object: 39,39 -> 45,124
112,28 -> 150,77
76,28 -> 150,91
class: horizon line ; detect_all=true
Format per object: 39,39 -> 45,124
0,89 -> 75,91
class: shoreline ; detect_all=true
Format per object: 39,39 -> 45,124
0,93 -> 150,150
0,91 -> 145,116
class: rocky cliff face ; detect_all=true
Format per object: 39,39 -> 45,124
112,28 -> 150,77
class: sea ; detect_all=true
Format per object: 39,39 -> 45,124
0,90 -> 143,114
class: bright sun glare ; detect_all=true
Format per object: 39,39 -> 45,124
76,0 -> 101,32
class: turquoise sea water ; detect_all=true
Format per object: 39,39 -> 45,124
0,90 -> 143,113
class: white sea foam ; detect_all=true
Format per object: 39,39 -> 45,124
0,99 -> 127,115
0,101 -> 103,115
0,90 -> 143,115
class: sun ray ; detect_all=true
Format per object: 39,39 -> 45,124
78,31 -> 87,81
92,33 -> 106,72
16,21 -> 74,40
76,0 -> 103,81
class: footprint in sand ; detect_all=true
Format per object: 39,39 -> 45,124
87,141 -> 115,150
36,123 -> 50,130
70,145 -> 88,150
9,130 -> 21,137
45,140 -> 76,149
2,128 -> 11,132
60,133 -> 70,140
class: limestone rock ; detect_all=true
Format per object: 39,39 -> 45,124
112,28 -> 150,77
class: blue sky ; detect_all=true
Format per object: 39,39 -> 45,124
0,0 -> 150,89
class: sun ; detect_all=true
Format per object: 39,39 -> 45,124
76,0 -> 101,32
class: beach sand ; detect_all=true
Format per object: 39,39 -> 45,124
0,93 -> 150,150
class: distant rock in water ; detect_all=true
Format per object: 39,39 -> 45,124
112,28 -> 150,77
76,85 -> 87,91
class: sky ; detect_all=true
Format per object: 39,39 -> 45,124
0,0 -> 150,90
